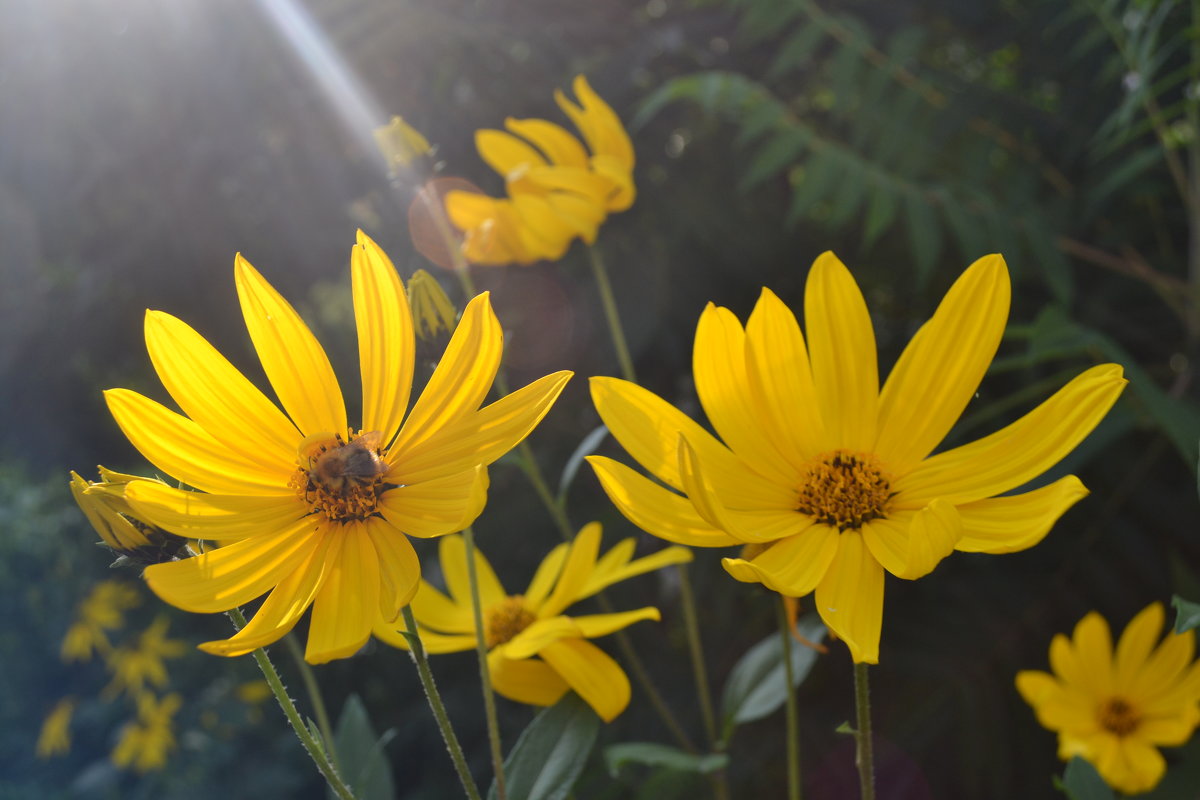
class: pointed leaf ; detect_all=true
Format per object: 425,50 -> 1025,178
487,692 -> 600,800
719,614 -> 826,736
1172,595 -> 1200,634
329,694 -> 395,800
604,743 -> 728,777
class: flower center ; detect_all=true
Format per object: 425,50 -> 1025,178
795,450 -> 892,530
1098,697 -> 1141,736
483,595 -> 536,648
289,431 -> 388,522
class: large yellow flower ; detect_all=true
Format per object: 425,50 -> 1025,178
1017,603 -> 1200,794
445,75 -> 635,266
105,231 -> 571,663
375,523 -> 690,721
589,253 -> 1126,663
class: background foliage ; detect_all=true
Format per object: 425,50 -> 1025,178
3,0 -> 1199,797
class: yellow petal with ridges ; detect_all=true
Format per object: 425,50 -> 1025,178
894,364 -> 1127,507
539,637 -> 630,722
365,515 -> 420,621
352,232 -> 414,446
804,252 -> 879,451
571,608 -> 660,639
521,164 -> 613,206
144,516 -> 321,613
372,617 -> 477,653
580,543 -> 692,598
505,617 -> 583,659
505,117 -> 589,167
377,467 -> 486,539
408,581 -> 474,634
524,543 -> 569,613
476,129 -> 548,178
954,476 -> 1088,554
587,455 -> 739,547
438,534 -> 507,610
1115,602 -> 1164,691
1132,626 -> 1196,701
721,523 -> 838,597
488,650 -> 570,707
813,532 -> 884,664
124,481 -> 302,541
235,255 -> 347,438
874,255 -> 1010,473
304,522 -> 379,664
862,500 -> 960,581
540,523 -> 601,618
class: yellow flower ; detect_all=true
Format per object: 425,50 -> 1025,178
104,615 -> 186,697
104,231 -> 572,663
1017,603 -> 1200,794
376,523 -> 691,721
589,253 -> 1126,664
61,580 -> 141,662
445,75 -> 635,266
373,114 -> 432,173
407,269 -> 457,341
70,468 -> 187,564
112,692 -> 181,773
36,698 -> 75,758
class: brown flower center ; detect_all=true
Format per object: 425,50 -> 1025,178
1098,697 -> 1141,737
484,595 -> 536,648
796,450 -> 892,530
290,431 -> 388,522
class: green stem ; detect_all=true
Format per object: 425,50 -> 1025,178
463,528 -> 508,800
227,608 -> 357,800
1188,0 -> 1200,338
283,634 -> 340,774
777,598 -> 801,800
402,606 -> 484,800
853,663 -> 876,800
678,564 -> 717,746
587,246 -> 636,383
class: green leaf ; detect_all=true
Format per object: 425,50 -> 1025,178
1171,595 -> 1200,634
786,151 -> 839,227
306,717 -> 328,759
557,424 -> 609,500
767,23 -> 828,79
719,614 -> 826,737
488,692 -> 600,800
903,193 -> 943,286
329,695 -> 395,800
741,130 -> 810,192
604,743 -> 728,777
1057,756 -> 1115,800
862,184 -> 898,247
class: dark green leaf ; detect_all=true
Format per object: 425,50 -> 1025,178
786,151 -> 839,226
604,743 -> 728,777
1057,756 -> 1115,800
557,424 -> 608,500
862,184 -> 899,247
741,130 -> 811,192
329,695 -> 395,800
903,193 -> 943,286
767,23 -> 828,79
1171,595 -> 1200,634
719,614 -> 826,737
487,692 -> 600,800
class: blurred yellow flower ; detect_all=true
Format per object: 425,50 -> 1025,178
373,115 -> 432,173
104,615 -> 186,697
589,253 -> 1126,663
61,580 -> 141,662
376,523 -> 690,721
36,698 -> 75,758
1017,603 -> 1200,794
407,269 -> 457,341
445,75 -> 635,266
112,692 -> 181,773
105,231 -> 571,663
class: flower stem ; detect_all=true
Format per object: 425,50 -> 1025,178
853,663 -> 876,800
226,608 -> 357,800
777,597 -> 802,800
283,634 -> 340,773
402,606 -> 483,800
678,564 -> 717,746
587,245 -> 636,383
463,527 -> 508,800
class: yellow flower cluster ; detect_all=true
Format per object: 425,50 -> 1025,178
112,693 -> 183,773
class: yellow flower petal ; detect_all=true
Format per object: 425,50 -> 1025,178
488,650 -> 570,707
234,255 -> 347,437
874,254 -> 1010,473
124,481 -> 302,541
580,541 -> 692,598
365,515 -> 421,622
377,467 -> 487,539
144,517 -> 321,613
539,637 -> 630,722
511,193 -> 575,259
590,154 -> 636,212
862,501 -> 961,581
505,117 -> 589,167
895,364 -> 1127,506
1097,736 -> 1166,795
1137,713 -> 1199,746
539,523 -> 601,618
352,232 -> 415,445
571,608 -> 660,639
556,75 -> 635,170
505,617 -> 583,659
373,618 -> 477,653
408,581 -> 473,634
1051,614 -> 1113,699
804,252 -> 879,451
476,128 -> 548,178
814,531 -> 884,664
1015,671 -> 1098,733
721,523 -> 838,596
524,543 -> 569,612
438,534 -> 507,610
953,476 -> 1088,554
1115,602 -> 1164,691
304,522 -> 380,664
1133,626 -> 1196,701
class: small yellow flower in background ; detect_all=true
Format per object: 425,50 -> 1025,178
1017,603 -> 1200,794
105,231 -> 571,663
589,253 -> 1126,664
36,698 -> 75,758
111,692 -> 182,773
61,580 -> 141,662
70,468 -> 187,564
373,115 -> 432,173
376,523 -> 691,721
445,75 -> 635,266
407,269 -> 457,341
104,615 -> 186,697
235,679 -> 273,705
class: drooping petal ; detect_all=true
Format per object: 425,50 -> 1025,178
352,232 -> 414,446
124,481 -> 303,541
587,456 -> 740,547
744,287 -> 829,465
1114,603 -> 1164,691
487,650 -> 570,706
365,515 -> 421,621
438,534 -> 507,610
144,517 -> 322,613
476,129 -> 548,178
693,303 -> 799,485
235,255 -> 347,437
861,501 -> 961,581
1014,671 -> 1098,733
1137,712 -> 1200,746
953,476 -> 1088,554
894,364 -> 1127,506
804,252 -> 879,452
539,523 -> 601,618
505,617 -> 583,658
579,542 -> 692,598
377,467 -> 487,539
590,154 -> 636,212
813,532 -> 885,664
539,637 -> 630,722
199,529 -> 340,656
556,75 -> 635,169
1098,737 -> 1166,795
388,293 -> 503,458
524,543 -> 569,612
394,371 -> 572,484
571,608 -> 660,639
373,616 -> 477,654
304,522 -> 380,664
142,312 -> 300,470
721,524 -> 839,597
505,117 -> 589,167
874,255 -> 1010,473
408,581 -> 474,634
